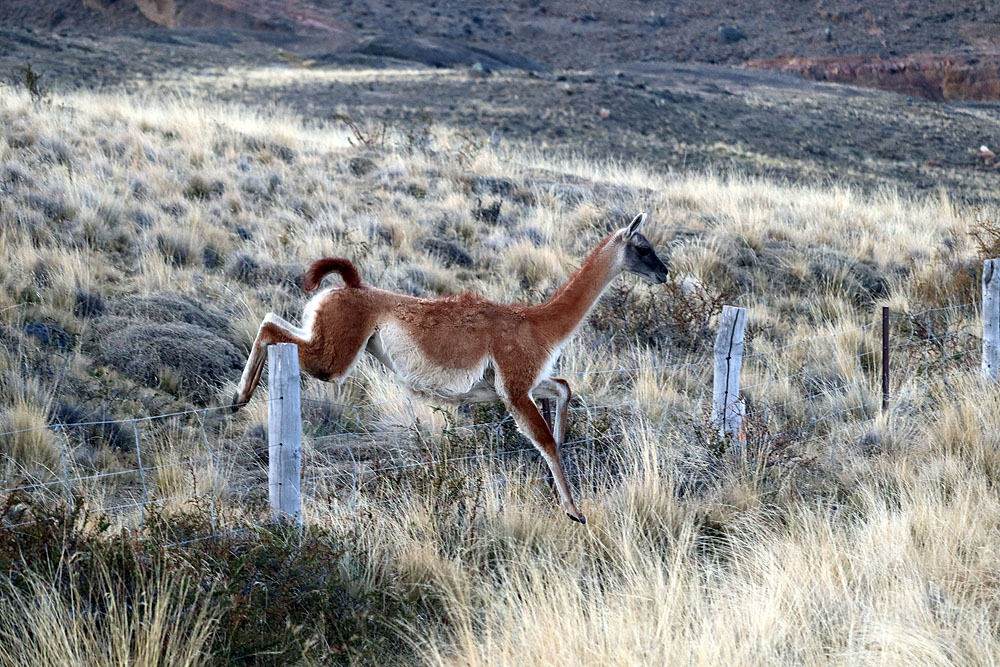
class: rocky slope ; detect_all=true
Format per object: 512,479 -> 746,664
5,1 -> 1000,74
750,53 -> 1000,101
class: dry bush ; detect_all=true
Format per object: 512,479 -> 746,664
10,62 -> 47,105
591,275 -> 726,352
331,112 -> 389,149
968,210 -> 1000,260
907,257 -> 980,311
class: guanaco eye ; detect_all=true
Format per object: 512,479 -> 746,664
636,246 -> 651,257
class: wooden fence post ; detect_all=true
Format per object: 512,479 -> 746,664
983,259 -> 1000,382
268,343 -> 303,526
712,305 -> 747,442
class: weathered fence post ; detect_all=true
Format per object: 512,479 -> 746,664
268,343 -> 303,526
983,259 -> 1000,382
712,305 -> 747,442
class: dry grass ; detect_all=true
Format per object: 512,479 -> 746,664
330,409 -> 1000,666
0,562 -> 216,667
0,374 -> 59,477
1,70 -> 999,664
0,399 -> 59,474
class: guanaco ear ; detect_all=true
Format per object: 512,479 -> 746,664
627,212 -> 646,237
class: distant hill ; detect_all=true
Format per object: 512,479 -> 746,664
6,0 -> 1000,100
4,0 -> 998,68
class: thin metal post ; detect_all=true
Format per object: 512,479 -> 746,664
540,398 -> 553,431
54,424 -> 74,509
130,419 -> 149,528
882,306 -> 890,414
198,409 -> 218,537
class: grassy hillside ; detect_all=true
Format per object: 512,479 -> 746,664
1,75 -> 1000,664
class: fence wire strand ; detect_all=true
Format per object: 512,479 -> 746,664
0,301 -> 983,542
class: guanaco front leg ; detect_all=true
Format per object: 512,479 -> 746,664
506,391 -> 585,524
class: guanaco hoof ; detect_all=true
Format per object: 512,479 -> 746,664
231,392 -> 244,413
567,513 -> 587,525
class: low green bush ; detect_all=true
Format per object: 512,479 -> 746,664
0,495 -> 424,665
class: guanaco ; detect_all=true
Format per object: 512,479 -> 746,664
232,213 -> 670,523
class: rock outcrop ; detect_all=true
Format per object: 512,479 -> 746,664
133,0 -> 175,28
749,53 -> 1000,102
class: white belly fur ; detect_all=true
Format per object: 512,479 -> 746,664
374,322 -> 492,401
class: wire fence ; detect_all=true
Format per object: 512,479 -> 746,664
0,300 -> 985,541
739,303 -> 979,434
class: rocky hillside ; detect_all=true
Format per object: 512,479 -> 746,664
6,0 -> 999,69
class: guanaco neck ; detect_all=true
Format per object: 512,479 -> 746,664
531,233 -> 621,344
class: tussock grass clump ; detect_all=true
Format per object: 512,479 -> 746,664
0,398 -> 59,473
0,373 -> 60,475
502,240 -> 566,291
0,564 -> 215,667
0,71 -> 998,664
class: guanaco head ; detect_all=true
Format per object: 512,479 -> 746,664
620,213 -> 670,284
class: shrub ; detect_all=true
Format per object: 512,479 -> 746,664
472,198 -> 503,225
202,243 -> 223,269
73,290 -> 106,318
591,276 -> 726,352
11,62 -> 46,104
183,176 -> 225,201
331,113 -> 388,150
49,402 -> 130,451
156,233 -> 193,267
94,319 -> 242,405
969,211 -> 1000,260
0,497 -> 423,665
908,258 -> 980,311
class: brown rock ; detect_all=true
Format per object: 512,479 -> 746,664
748,53 -> 1000,102
135,0 -> 176,27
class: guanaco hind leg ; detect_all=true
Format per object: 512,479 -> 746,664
232,311 -> 373,411
232,313 -> 308,411
505,390 -> 585,524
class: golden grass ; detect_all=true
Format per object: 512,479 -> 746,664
1,72 -> 999,664
326,415 -> 1000,666
0,563 -> 216,667
0,374 -> 60,477
0,398 -> 59,474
